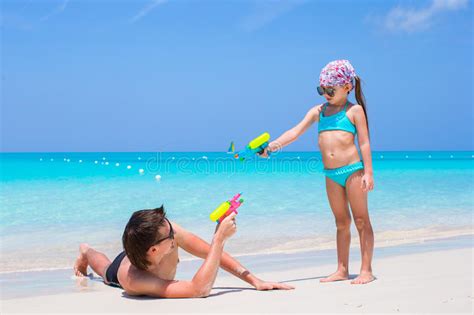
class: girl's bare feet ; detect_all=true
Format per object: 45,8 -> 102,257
351,271 -> 375,284
73,243 -> 90,277
320,269 -> 349,283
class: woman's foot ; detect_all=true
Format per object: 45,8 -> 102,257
351,271 -> 375,284
73,243 -> 90,277
320,269 -> 349,283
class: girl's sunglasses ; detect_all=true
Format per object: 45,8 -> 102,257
317,86 -> 336,97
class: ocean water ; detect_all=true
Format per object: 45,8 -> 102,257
0,151 -> 473,274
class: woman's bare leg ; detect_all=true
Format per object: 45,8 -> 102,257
73,243 -> 111,279
320,177 -> 352,282
346,170 -> 375,284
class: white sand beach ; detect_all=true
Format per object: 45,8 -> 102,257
2,246 -> 472,314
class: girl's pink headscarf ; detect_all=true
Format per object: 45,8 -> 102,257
319,60 -> 357,90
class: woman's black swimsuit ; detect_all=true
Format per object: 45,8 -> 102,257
105,251 -> 126,288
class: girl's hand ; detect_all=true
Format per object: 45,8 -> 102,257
259,147 -> 270,158
258,141 -> 279,158
361,173 -> 374,192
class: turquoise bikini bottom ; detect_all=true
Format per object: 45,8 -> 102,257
323,161 -> 364,187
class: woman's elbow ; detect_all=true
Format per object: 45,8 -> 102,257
190,282 -> 212,298
160,287 -> 210,299
194,286 -> 211,298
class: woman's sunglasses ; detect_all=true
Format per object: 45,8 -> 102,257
155,218 -> 175,245
317,86 -> 336,97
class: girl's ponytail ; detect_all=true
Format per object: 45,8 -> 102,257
354,76 -> 369,136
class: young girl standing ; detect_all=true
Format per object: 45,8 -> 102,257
262,60 -> 375,284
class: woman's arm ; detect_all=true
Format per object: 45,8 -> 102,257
174,222 -> 294,290
263,105 -> 322,155
352,105 -> 374,191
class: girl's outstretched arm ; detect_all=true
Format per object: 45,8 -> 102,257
261,104 -> 323,156
353,105 -> 374,191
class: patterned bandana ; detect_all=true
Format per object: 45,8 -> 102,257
319,59 -> 357,90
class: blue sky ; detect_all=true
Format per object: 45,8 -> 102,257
1,0 -> 472,152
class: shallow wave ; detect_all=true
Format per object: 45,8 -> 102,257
1,225 -> 472,274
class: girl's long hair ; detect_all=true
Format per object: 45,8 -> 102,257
353,76 -> 369,136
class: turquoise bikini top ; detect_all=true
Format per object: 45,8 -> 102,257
318,101 -> 357,135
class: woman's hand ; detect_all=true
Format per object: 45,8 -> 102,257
361,173 -> 374,192
214,213 -> 237,242
253,279 -> 295,291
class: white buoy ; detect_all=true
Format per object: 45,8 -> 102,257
405,155 -> 409,158
202,156 -> 208,160
127,165 -> 132,169
297,156 -> 300,159
428,155 -> 432,158
39,158 -> 43,161
94,161 -> 98,164
66,159 -> 70,162
450,155 -> 453,158
155,175 -> 162,181
138,157 -> 142,160
380,155 -> 384,159
79,160 -> 83,163
139,168 -> 145,174
50,158 -> 54,161
171,157 -> 175,160
64,158 -> 67,161
115,163 -> 120,167
105,161 -> 109,165
102,157 -> 106,160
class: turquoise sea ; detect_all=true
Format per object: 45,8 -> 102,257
1,151 -> 473,275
